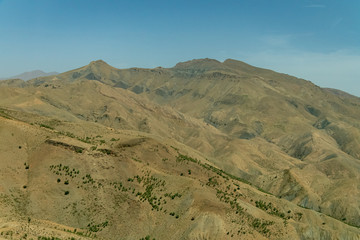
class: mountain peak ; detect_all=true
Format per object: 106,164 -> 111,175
222,58 -> 274,75
223,58 -> 258,69
173,58 -> 222,70
89,59 -> 109,66
86,60 -> 119,72
223,58 -> 249,65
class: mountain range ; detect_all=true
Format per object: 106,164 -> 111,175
0,58 -> 359,239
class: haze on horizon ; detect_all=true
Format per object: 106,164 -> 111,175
0,0 -> 359,96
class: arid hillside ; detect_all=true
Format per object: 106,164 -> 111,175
0,59 -> 359,239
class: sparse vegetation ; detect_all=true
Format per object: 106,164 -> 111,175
82,174 -> 95,185
255,200 -> 286,219
251,218 -> 274,236
39,123 -> 54,130
207,176 -> 219,187
0,109 -> 12,119
37,236 -> 62,240
136,174 -> 166,211
46,139 -> 84,153
132,157 -> 142,162
87,221 -> 109,232
164,192 -> 182,199
139,236 -> 156,240
176,153 -> 197,163
74,148 -> 83,153
97,148 -> 116,156
58,131 -> 92,144
50,164 -> 80,178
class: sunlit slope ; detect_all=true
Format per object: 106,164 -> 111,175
0,110 -> 359,239
1,58 -> 360,232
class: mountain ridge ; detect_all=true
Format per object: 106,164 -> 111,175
0,58 -> 359,239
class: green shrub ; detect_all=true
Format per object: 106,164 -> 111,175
39,124 -> 54,130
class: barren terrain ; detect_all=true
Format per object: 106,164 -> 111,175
0,59 -> 359,239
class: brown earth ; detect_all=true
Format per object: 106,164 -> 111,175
0,58 -> 359,239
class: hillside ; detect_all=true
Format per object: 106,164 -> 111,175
0,59 -> 359,239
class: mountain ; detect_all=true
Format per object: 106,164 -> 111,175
0,70 -> 59,81
0,59 -> 359,239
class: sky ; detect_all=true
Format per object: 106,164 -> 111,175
0,0 -> 359,96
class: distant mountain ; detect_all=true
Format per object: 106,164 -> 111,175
0,70 -> 59,81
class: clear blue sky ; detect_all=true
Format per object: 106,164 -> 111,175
0,0 -> 359,96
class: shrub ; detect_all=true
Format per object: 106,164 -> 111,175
75,148 -> 83,153
39,124 -> 54,130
